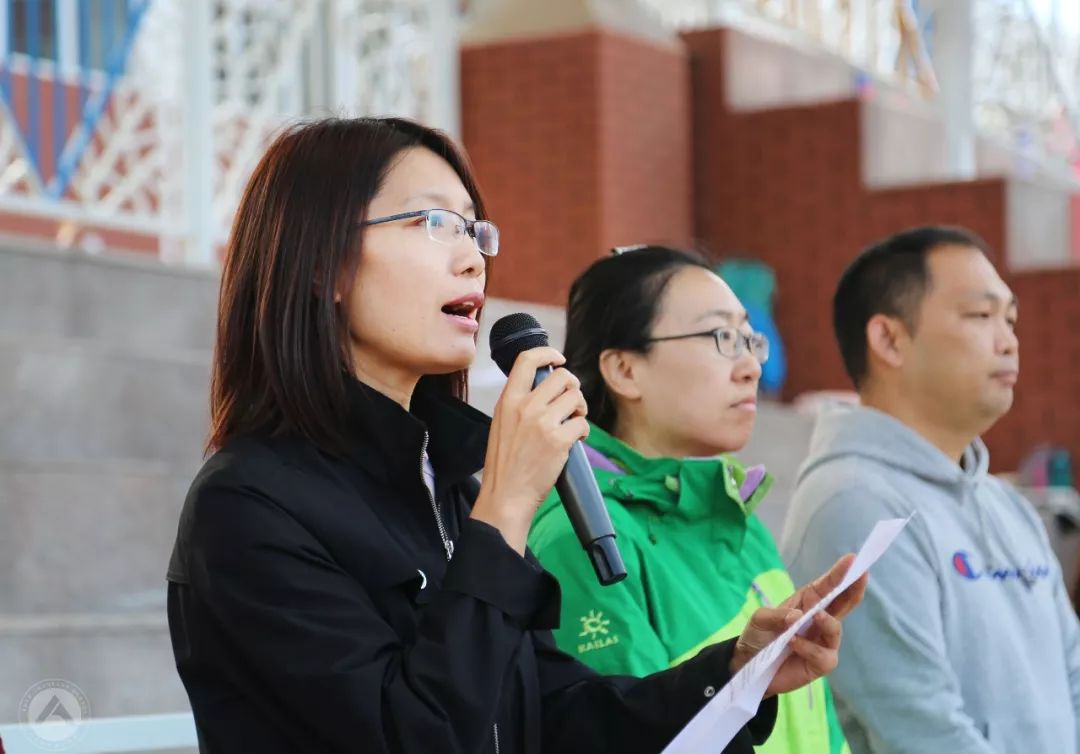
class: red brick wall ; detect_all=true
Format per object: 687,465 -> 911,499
985,268 -> 1080,469
684,27 -> 1070,470
460,25 -> 1079,471
461,29 -> 691,305
596,33 -> 693,255
690,96 -> 870,395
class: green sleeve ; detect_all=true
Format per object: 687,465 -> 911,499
529,510 -> 670,678
823,679 -> 851,754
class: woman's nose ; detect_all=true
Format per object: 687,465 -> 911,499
451,235 -> 485,278
732,350 -> 762,383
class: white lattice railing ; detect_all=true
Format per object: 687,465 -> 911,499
643,0 -> 1080,173
0,0 -> 459,266
637,0 -> 938,94
973,0 -> 1080,170
5,0 -> 1080,266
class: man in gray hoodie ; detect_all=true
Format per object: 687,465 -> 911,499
781,226 -> 1080,753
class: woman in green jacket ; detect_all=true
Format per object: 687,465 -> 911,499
528,246 -> 849,754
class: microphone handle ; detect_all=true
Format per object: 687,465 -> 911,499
533,366 -> 628,586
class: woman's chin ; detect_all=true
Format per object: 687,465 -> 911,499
423,347 -> 476,375
707,426 -> 753,455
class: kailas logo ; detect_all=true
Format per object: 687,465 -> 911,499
577,609 -> 620,654
951,550 -> 1051,584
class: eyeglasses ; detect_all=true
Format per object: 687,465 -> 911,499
361,208 -> 500,257
645,327 -> 770,364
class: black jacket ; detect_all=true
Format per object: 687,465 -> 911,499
167,379 -> 777,753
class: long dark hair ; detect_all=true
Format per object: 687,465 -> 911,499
564,246 -> 712,432
208,117 -> 488,454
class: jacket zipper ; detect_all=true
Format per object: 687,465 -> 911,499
420,432 -> 499,753
421,433 -> 454,561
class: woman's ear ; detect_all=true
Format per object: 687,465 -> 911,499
598,349 -> 644,403
312,284 -> 343,304
311,273 -> 345,303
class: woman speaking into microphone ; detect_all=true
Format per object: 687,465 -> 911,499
165,117 -> 865,754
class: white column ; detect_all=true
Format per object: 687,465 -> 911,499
428,0 -> 461,138
181,0 -> 215,266
930,0 -> 977,179
56,0 -> 78,78
305,0 -> 332,114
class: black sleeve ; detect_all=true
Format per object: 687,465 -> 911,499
534,630 -> 778,753
182,483 -> 559,754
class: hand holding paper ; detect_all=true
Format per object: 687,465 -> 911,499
662,515 -> 911,754
732,550 -> 867,698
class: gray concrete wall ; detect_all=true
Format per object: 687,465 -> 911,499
741,400 -> 815,542
0,242 -> 217,352
0,244 -> 213,744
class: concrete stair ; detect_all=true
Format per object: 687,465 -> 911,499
0,243 -> 214,730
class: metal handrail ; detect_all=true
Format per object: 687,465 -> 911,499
0,711 -> 197,753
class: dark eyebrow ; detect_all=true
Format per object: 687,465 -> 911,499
404,191 -> 475,215
966,291 -> 1018,309
694,308 -> 749,325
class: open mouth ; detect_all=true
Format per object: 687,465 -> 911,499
441,293 -> 484,321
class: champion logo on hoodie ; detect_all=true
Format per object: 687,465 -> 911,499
951,550 -> 1052,583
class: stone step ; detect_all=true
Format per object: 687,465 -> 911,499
0,461 -> 190,615
0,613 -> 189,724
0,243 -> 218,353
0,337 -> 210,468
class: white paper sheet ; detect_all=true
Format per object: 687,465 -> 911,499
661,515 -> 912,754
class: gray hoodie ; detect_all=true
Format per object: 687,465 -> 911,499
780,404 -> 1080,754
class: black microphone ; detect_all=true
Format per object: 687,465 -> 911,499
489,313 -> 627,586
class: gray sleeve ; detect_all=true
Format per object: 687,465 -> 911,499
783,487 -> 996,754
1007,486 -> 1080,742
1052,556 -> 1080,746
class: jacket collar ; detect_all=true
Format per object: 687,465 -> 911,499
344,376 -> 490,494
583,422 -> 772,517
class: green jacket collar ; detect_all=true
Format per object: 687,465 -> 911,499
583,423 -> 773,521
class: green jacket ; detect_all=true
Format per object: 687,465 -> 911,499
528,424 -> 849,754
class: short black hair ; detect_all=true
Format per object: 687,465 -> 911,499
833,225 -> 990,388
565,246 -> 712,432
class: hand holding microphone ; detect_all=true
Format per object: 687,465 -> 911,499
471,313 -> 627,585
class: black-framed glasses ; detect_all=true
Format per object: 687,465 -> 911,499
646,327 -> 770,364
361,208 -> 500,257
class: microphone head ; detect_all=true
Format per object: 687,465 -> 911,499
489,313 -> 550,375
